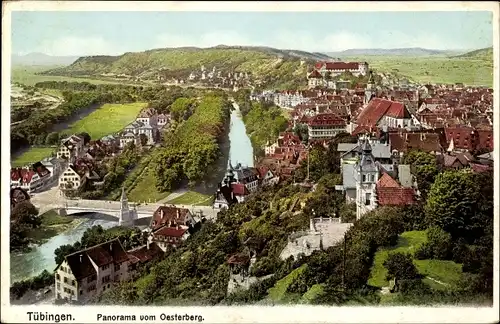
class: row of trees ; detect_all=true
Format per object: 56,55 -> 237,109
154,94 -> 232,191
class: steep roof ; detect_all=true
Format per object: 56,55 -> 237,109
376,173 -> 415,206
355,98 -> 409,128
151,206 -> 192,230
307,113 -> 346,127
127,243 -> 163,264
153,226 -> 188,238
62,238 -> 128,281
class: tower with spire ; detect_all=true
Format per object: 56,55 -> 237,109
364,70 -> 375,105
355,137 -> 379,220
119,187 -> 135,226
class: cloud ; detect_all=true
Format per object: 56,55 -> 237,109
32,36 -> 127,56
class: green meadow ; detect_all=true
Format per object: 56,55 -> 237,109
68,102 -> 147,140
345,55 -> 493,87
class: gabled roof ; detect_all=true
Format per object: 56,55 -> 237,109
376,173 -> 415,206
62,238 -> 128,281
127,243 -> 163,264
153,226 -> 188,238
308,113 -> 346,127
151,206 -> 191,230
355,98 -> 410,128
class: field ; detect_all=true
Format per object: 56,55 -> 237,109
11,147 -> 56,166
345,55 -> 493,87
166,191 -> 214,206
11,66 -> 132,86
68,102 -> 147,139
368,230 -> 464,290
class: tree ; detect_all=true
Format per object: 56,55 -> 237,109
77,132 -> 91,145
11,201 -> 40,228
139,133 -> 148,147
425,170 -> 481,240
54,244 -> 78,265
383,252 -> 420,281
45,132 -> 60,145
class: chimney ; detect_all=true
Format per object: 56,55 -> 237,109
80,254 -> 83,263
161,209 -> 164,219
176,209 -> 180,219
147,240 -> 150,250
110,244 -> 112,251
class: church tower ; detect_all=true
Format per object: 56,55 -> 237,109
364,70 -> 375,105
355,138 -> 379,220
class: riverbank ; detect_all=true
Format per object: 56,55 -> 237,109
26,210 -> 85,245
10,216 -> 118,283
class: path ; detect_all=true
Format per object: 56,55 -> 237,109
157,189 -> 188,204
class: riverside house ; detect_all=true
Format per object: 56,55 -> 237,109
54,239 -> 130,303
54,238 -> 164,303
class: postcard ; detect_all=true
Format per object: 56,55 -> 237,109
2,1 -> 499,323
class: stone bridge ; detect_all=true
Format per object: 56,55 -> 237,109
54,190 -> 219,227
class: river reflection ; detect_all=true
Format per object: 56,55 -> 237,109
228,103 -> 254,168
10,215 -> 117,283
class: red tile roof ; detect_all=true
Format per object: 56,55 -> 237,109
376,173 -> 415,206
325,62 -> 360,70
231,183 -> 249,196
62,238 -> 129,281
150,206 -> 192,231
308,113 -> 346,127
127,243 -> 163,264
377,173 -> 400,188
153,226 -> 187,238
308,70 -> 322,79
389,132 -> 444,153
356,98 -> 410,128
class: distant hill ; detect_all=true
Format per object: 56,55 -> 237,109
40,46 -> 334,89
325,47 -> 465,57
452,47 -> 493,60
11,53 -> 80,66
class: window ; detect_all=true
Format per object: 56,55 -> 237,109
56,283 -> 60,290
362,175 -> 366,182
63,277 -> 68,284
71,280 -> 76,287
365,193 -> 371,205
102,275 -> 111,284
115,264 -> 120,272
102,264 -> 110,271
370,174 -> 375,182
80,290 -> 83,295
56,274 -> 60,280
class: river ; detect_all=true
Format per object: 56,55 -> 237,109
10,100 -> 255,283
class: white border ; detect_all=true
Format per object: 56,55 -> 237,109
1,1 -> 499,323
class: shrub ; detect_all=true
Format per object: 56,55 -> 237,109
10,270 -> 54,300
383,252 -> 420,281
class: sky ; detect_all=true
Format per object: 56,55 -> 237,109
11,11 -> 493,56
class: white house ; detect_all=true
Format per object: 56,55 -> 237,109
58,165 -> 86,191
56,135 -> 85,163
54,239 -> 131,303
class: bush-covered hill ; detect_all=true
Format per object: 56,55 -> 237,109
452,47 -> 493,60
41,46 -> 331,89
